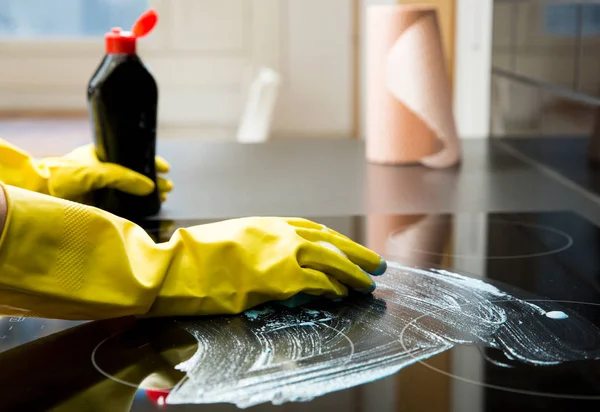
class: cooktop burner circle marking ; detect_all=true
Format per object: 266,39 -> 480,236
90,318 -> 356,393
91,332 -> 173,391
388,219 -> 574,260
399,299 -> 600,400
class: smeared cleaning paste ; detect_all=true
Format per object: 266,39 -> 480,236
157,262 -> 600,408
90,263 -> 600,407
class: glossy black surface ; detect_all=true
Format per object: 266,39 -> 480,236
501,137 -> 600,197
88,53 -> 160,218
0,211 -> 599,411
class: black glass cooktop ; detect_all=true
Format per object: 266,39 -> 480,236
0,211 -> 599,411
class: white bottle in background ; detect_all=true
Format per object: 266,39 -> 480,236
236,67 -> 281,143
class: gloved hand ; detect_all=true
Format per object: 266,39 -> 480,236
0,138 -> 172,203
0,183 -> 387,320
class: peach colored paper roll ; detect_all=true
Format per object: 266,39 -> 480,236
366,5 -> 460,168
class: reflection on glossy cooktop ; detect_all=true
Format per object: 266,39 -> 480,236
0,211 -> 599,411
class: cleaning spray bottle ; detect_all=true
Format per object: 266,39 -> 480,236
88,8 -> 160,219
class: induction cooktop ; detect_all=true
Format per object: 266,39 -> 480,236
0,211 -> 599,412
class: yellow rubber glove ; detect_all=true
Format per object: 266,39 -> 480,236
0,138 -> 172,203
0,183 -> 386,320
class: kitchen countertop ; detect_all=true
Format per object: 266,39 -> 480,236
15,134 -> 600,224
500,136 -> 600,197
140,138 -> 600,227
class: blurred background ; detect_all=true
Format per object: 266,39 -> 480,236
0,0 -> 479,147
0,0 -> 596,143
491,0 -> 600,138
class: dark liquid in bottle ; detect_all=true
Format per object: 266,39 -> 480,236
88,54 -> 160,218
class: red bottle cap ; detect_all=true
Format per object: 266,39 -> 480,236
105,8 -> 158,55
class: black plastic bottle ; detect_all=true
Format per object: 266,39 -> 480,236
88,9 -> 160,219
